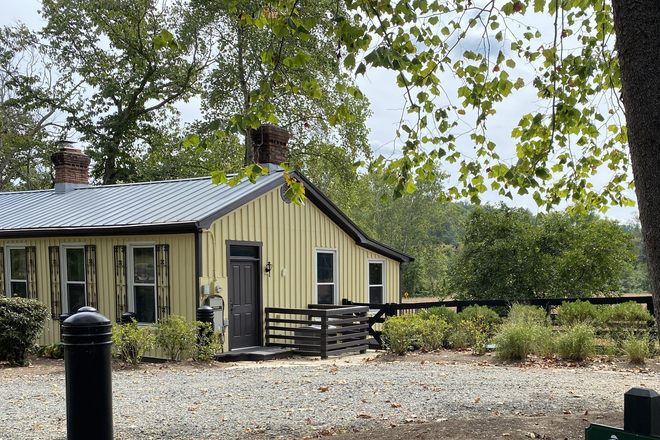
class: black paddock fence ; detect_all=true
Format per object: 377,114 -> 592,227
342,295 -> 655,348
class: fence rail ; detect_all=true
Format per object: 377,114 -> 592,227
265,304 -> 369,359
342,296 -> 655,348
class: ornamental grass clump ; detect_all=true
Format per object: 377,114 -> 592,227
623,333 -> 651,364
556,324 -> 596,362
495,305 -> 554,361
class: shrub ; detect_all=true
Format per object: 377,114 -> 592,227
112,319 -> 156,365
556,324 -> 596,361
0,297 -> 50,366
507,304 -> 549,326
458,305 -> 501,353
193,322 -> 223,361
154,315 -> 197,361
416,316 -> 450,351
609,301 -> 653,324
418,306 -> 458,325
37,342 -> 64,359
382,315 -> 418,355
623,334 -> 651,364
556,300 -> 609,328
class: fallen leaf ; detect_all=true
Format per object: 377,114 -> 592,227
564,410 -> 572,414
318,386 -> 329,392
475,398 -> 481,403
502,434 -> 511,437
357,414 -> 372,419
391,402 -> 402,408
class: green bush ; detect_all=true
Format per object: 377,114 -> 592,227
609,301 -> 653,323
623,334 -> 651,364
193,322 -> 223,361
37,342 -> 64,359
507,304 -> 549,326
458,305 -> 501,353
382,315 -> 418,355
418,306 -> 458,325
0,297 -> 50,366
556,324 -> 596,361
154,315 -> 197,361
112,319 -> 156,365
556,300 -> 609,328
416,315 -> 450,351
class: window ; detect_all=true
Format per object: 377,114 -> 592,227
316,249 -> 337,305
368,260 -> 385,304
62,246 -> 86,313
3,246 -> 36,299
128,245 -> 157,323
7,246 -> 27,298
49,245 -> 96,318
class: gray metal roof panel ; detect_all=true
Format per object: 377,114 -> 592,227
0,174 -> 285,231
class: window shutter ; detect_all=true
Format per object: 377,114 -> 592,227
114,245 -> 127,323
156,244 -> 171,321
85,245 -> 98,309
25,246 -> 37,300
0,247 -> 4,298
48,246 -> 61,319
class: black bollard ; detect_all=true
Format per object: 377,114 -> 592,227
62,307 -> 113,440
59,314 -> 71,341
196,305 -> 215,345
121,311 -> 137,325
624,387 -> 660,436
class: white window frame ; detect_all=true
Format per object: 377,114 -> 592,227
367,259 -> 386,305
315,248 -> 338,305
127,242 -> 158,324
60,244 -> 87,314
5,244 -> 27,298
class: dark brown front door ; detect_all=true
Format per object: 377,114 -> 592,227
228,260 -> 260,349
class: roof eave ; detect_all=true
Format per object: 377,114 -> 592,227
0,222 -> 200,239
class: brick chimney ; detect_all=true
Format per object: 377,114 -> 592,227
250,124 -> 290,173
51,146 -> 91,194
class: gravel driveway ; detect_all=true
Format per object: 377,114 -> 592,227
1,353 -> 658,440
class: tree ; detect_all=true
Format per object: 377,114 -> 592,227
348,168 -> 470,297
38,0 -> 215,184
0,25 -> 74,191
450,204 -> 636,300
214,0 -> 660,333
185,0 -> 372,197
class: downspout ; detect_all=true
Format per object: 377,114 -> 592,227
195,229 -> 203,308
399,263 -> 403,303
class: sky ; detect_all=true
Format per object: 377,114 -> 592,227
1,1 -> 640,224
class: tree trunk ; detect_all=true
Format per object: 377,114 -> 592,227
612,0 -> 660,334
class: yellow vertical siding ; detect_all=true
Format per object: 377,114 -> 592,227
0,234 -> 196,347
202,187 -> 404,350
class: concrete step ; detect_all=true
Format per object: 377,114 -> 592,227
214,346 -> 293,363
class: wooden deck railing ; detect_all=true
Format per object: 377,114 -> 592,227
265,304 -> 369,359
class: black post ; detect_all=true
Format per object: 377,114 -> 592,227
196,305 -> 214,345
121,312 -> 137,325
62,307 -> 113,440
624,387 -> 660,436
59,314 -> 71,341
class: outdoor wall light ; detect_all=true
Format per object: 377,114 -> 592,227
265,261 -> 273,277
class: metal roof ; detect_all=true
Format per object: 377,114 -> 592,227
0,170 -> 413,262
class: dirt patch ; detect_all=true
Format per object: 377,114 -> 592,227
299,412 -> 623,440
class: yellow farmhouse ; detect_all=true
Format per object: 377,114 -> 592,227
0,125 -> 412,353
